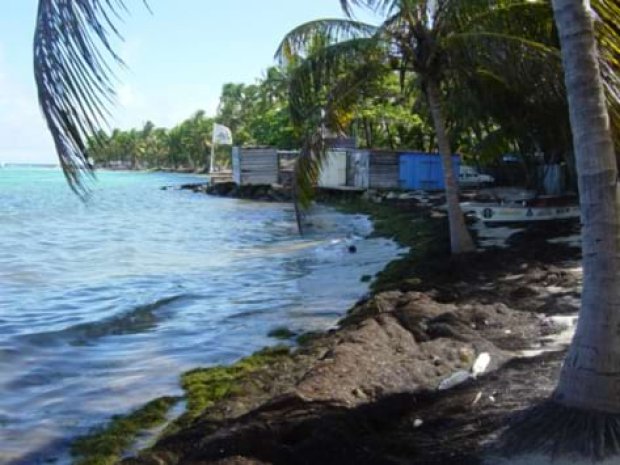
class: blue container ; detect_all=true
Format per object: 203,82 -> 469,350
399,152 -> 461,190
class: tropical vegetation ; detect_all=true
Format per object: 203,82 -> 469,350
85,67 -> 299,171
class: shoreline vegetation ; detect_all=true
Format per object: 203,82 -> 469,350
71,186 -> 583,465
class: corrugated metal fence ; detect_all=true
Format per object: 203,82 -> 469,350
232,147 -> 279,185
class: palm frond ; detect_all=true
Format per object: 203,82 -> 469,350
443,1 -> 554,38
287,38 -> 385,126
339,0 -> 404,18
592,0 -> 620,147
433,1 -> 545,33
286,40 -> 389,209
275,18 -> 377,63
441,1 -> 562,98
442,12 -> 569,156
446,31 -> 560,59
34,0 -> 144,196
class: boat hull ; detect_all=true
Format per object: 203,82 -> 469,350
461,202 -> 580,226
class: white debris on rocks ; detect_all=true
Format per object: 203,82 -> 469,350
438,352 -> 493,390
438,370 -> 472,390
472,353 -> 491,378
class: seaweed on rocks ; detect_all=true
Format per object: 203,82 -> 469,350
71,396 -> 179,465
175,346 -> 292,428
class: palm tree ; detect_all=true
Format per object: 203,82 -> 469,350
277,0 -> 564,254
552,0 -> 620,412
501,0 -> 620,460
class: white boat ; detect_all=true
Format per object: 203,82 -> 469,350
461,196 -> 580,225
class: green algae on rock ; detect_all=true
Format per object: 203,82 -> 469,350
71,346 -> 294,465
178,345 -> 291,424
71,396 -> 179,465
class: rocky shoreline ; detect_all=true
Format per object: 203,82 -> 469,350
167,181 -> 449,207
73,190 -> 583,465
176,182 -> 294,203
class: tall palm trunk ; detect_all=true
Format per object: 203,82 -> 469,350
552,0 -> 620,413
426,79 -> 476,254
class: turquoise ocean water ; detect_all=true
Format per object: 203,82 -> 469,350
0,167 -> 401,464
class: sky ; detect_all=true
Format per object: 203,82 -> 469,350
0,1 -> 375,163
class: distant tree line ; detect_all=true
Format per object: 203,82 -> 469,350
87,67 -> 299,170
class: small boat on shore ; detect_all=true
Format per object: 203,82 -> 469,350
461,195 -> 580,226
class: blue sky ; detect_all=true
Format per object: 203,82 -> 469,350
0,1 -> 374,163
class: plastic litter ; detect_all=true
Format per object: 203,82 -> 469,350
471,352 -> 491,378
438,370 -> 471,390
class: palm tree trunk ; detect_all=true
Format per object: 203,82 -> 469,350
426,79 -> 475,254
552,0 -> 620,413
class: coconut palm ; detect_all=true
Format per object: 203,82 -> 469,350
552,0 -> 620,415
277,0 -> 565,254
501,0 -> 620,460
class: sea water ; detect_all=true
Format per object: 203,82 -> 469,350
0,167 -> 402,464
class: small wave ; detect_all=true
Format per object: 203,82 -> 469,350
19,295 -> 193,346
241,239 -> 327,257
241,235 -> 364,261
224,309 -> 269,320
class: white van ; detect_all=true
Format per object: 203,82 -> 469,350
459,165 -> 494,187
